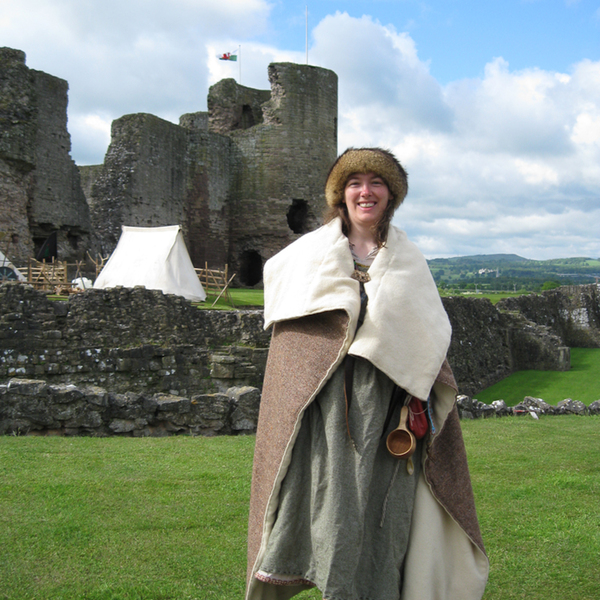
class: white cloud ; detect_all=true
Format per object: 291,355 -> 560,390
310,12 -> 453,135
297,12 -> 600,258
2,3 -> 599,259
68,113 -> 112,166
1,0 -> 273,163
514,159 -> 559,186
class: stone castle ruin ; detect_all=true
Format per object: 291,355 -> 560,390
2,46 -> 600,436
0,48 -> 92,267
1,46 -> 337,286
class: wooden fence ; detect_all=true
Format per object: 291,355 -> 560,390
195,263 -> 235,307
26,258 -> 69,292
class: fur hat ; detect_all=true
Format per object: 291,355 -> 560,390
325,147 -> 408,210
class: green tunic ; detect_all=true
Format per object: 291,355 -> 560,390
258,356 -> 421,600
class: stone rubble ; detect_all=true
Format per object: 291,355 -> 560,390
458,394 -> 600,419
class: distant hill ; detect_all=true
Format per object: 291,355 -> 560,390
427,254 -> 600,289
429,254 -> 527,265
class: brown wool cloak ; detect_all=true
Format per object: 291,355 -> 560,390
246,219 -> 489,600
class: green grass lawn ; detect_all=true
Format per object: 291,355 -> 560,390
462,416 -> 600,600
1,418 -> 600,600
0,436 -> 254,600
204,289 -> 520,309
475,348 -> 600,406
196,288 -> 264,310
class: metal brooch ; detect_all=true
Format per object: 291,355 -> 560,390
351,269 -> 371,283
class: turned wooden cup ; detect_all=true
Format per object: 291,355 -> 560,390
386,405 -> 416,459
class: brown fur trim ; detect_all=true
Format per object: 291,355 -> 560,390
325,147 -> 408,210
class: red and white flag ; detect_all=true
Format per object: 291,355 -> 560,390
218,52 -> 237,61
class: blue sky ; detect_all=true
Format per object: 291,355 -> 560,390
271,1 -> 600,83
2,0 -> 600,260
203,1 -> 600,93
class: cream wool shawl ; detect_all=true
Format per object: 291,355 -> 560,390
264,217 -> 452,401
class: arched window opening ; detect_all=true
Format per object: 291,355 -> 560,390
287,199 -> 309,234
239,250 -> 263,287
240,104 -> 255,130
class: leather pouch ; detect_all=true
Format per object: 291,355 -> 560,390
407,396 -> 428,439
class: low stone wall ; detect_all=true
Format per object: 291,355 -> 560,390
497,284 -> 600,347
440,295 -> 570,396
0,378 -> 260,437
1,282 -> 599,436
3,378 -> 597,438
0,283 -> 270,398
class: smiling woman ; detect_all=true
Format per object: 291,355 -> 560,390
246,148 -> 488,600
343,172 -> 390,239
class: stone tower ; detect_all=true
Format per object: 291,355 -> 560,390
209,63 -> 338,285
0,47 -> 93,265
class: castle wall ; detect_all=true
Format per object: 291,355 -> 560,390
0,160 -> 34,266
2,283 -> 593,410
0,48 -> 38,263
207,79 -> 271,135
497,285 -> 600,347
0,283 -> 270,398
80,62 -> 338,282
83,112 -> 234,267
85,113 -> 189,254
224,63 -> 338,285
180,113 -> 232,268
0,47 -> 92,264
30,70 -> 92,257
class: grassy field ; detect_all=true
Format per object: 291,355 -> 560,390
201,288 -> 264,310
197,288 -> 529,309
50,288 -> 531,309
475,348 -> 600,406
1,417 -> 599,600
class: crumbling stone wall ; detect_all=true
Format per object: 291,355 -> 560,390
0,379 -> 261,437
225,64 -> 338,285
442,295 -> 570,397
0,47 -> 92,264
2,282 -> 596,410
208,79 -> 271,135
0,48 -> 36,263
81,62 -> 338,284
497,284 -> 600,347
83,113 -> 189,254
0,283 -> 269,398
179,113 -> 232,269
1,48 -> 338,283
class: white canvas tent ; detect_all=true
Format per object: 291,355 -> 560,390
93,225 -> 206,302
0,250 -> 25,282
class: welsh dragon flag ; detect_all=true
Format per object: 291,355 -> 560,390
218,52 -> 237,61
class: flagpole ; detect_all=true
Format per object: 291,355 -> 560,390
239,45 -> 241,84
305,6 -> 308,64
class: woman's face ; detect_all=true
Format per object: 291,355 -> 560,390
343,172 -> 391,230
